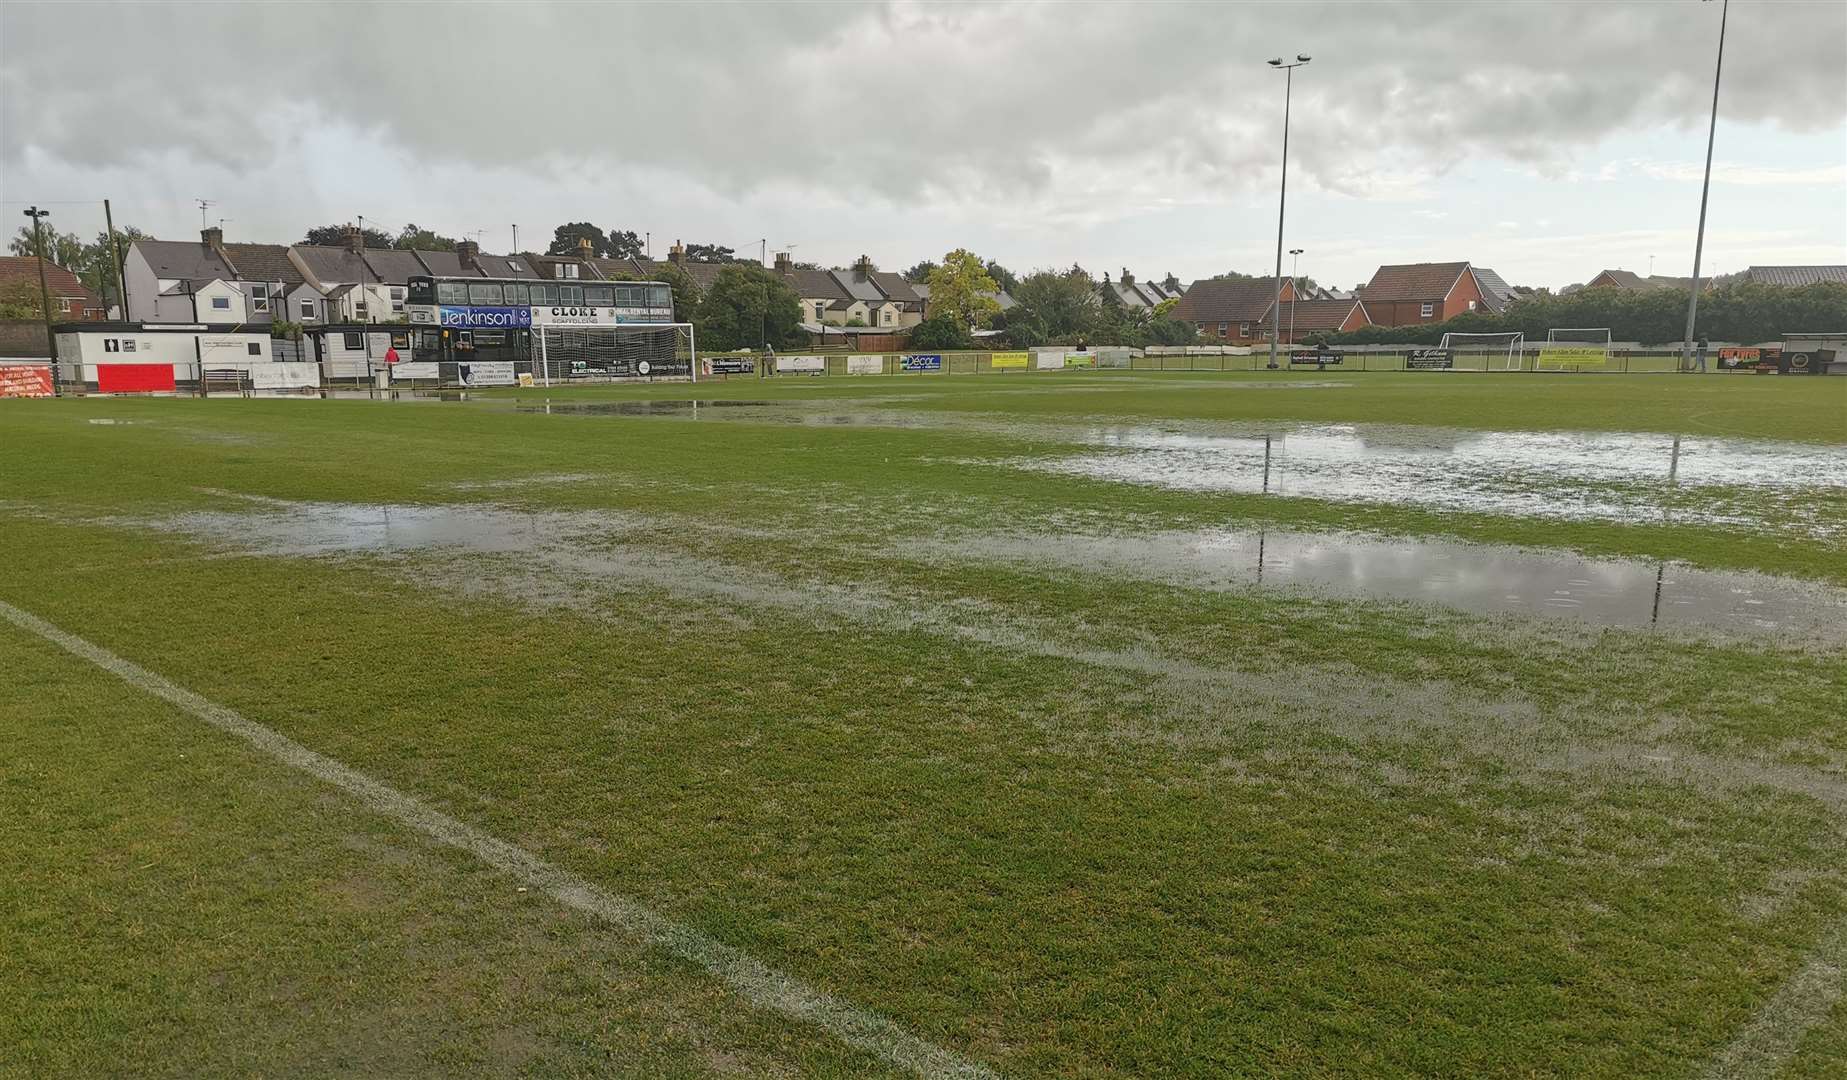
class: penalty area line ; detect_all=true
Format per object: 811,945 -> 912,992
0,599 -> 993,1080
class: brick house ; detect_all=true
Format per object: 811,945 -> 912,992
1257,297 -> 1372,344
1357,262 -> 1499,327
0,255 -> 107,320
1171,277 -> 1297,343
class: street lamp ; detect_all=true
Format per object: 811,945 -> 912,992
1267,54 -> 1311,369
22,206 -> 60,389
1680,0 -> 1727,372
1288,248 -> 1304,346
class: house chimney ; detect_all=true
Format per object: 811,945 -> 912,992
853,254 -> 873,275
774,251 -> 793,273
201,226 -> 224,248
576,236 -> 594,259
1121,268 -> 1134,285
456,239 -> 480,271
668,241 -> 685,266
340,224 -> 366,254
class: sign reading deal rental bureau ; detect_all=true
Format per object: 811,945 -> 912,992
989,351 -> 1028,369
1536,346 -> 1607,371
900,354 -> 941,371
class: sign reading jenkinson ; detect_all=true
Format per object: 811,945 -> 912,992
439,306 -> 533,329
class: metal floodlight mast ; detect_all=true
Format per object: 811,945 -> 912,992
1680,0 -> 1728,371
1267,55 -> 1311,369
23,207 -> 61,384
1289,248 -> 1304,345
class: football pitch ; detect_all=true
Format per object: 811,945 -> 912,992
3,370 -> 1846,1077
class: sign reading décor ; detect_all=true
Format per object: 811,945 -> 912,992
900,353 -> 942,371
1406,348 -> 1453,370
1289,348 -> 1344,366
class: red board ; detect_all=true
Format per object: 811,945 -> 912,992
0,364 -> 53,398
96,364 -> 177,393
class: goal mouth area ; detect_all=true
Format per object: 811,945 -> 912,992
531,323 -> 697,383
1436,332 -> 1525,370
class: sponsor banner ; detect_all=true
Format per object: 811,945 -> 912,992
532,306 -> 618,327
438,305 -> 532,329
96,364 -> 177,393
1718,347 -> 1780,371
846,354 -> 884,375
517,372 -> 535,387
1034,351 -> 1065,369
458,361 -> 517,386
703,357 -> 755,376
1406,348 -> 1454,370
1781,349 -> 1833,376
391,362 -> 441,380
900,353 -> 942,371
248,363 -> 319,389
776,355 -> 826,373
1063,351 -> 1095,368
1289,348 -> 1345,366
989,351 -> 1029,369
0,364 -> 53,398
1536,346 -> 1607,371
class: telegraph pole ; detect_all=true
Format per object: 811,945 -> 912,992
104,199 -> 128,320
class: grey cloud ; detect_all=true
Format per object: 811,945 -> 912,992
2,0 -> 1842,206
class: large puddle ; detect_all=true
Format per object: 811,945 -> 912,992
960,527 -> 1847,636
127,497 -> 1847,640
1004,425 -> 1847,539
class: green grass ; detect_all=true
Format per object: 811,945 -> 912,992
3,371 -> 1844,1076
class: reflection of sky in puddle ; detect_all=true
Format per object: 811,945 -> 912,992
967,527 -> 1847,637
147,499 -> 1847,640
1005,425 -> 1847,537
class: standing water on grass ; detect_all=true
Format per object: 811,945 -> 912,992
1001,424 -> 1847,539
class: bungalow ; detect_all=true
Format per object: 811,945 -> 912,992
1171,277 -> 1297,343
1358,262 -> 1503,327
0,256 -> 106,320
1585,269 -> 1694,291
1257,296 -> 1372,344
1742,265 -> 1847,287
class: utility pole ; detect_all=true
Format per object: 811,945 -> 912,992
512,224 -> 519,254
103,199 -> 129,321
1681,0 -> 1727,372
1266,55 -> 1311,369
23,207 -> 60,386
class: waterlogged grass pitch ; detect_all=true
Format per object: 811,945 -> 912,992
3,371 -> 1845,1077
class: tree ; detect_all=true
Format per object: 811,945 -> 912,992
1008,265 -> 1101,342
694,264 -> 803,350
393,224 -> 457,251
9,224 -> 83,269
1212,269 -> 1264,283
548,222 -> 607,257
302,224 -> 393,248
924,249 -> 1001,329
606,230 -> 644,260
0,277 -> 51,319
983,259 -> 1019,295
684,242 -> 741,263
1147,316 -> 1197,346
10,221 -> 149,304
902,260 -> 938,283
909,312 -> 974,351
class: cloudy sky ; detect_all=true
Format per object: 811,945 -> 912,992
3,0 -> 1843,290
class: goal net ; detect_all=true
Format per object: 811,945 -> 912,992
1437,331 -> 1524,371
1538,327 -> 1612,372
532,324 -> 696,384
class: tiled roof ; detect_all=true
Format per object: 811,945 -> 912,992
833,268 -> 886,303
219,243 -> 301,285
0,256 -> 102,308
783,267 -> 850,300
869,271 -> 919,303
294,245 -> 377,284
1361,262 -> 1471,302
132,239 -> 236,282
1744,265 -> 1847,287
1258,297 -> 1365,332
360,248 -> 430,285
1589,269 -> 1691,291
1171,278 -> 1280,323
1471,267 -> 1514,313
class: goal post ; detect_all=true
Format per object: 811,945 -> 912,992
1437,331 -> 1525,371
531,323 -> 696,385
1538,327 -> 1613,372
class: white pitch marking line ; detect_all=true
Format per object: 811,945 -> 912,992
0,599 -> 994,1080
1700,922 -> 1847,1080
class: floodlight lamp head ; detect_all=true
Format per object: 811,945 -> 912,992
1297,54 -> 1312,62
1267,58 -> 1283,66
